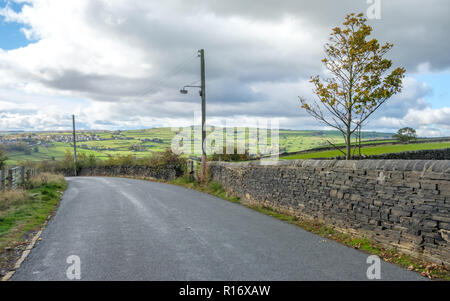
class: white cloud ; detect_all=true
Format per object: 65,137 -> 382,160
0,0 -> 448,135
405,107 -> 450,127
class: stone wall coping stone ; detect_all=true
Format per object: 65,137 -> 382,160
209,159 -> 450,173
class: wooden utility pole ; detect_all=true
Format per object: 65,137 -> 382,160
72,115 -> 78,176
199,49 -> 207,181
179,50 -> 207,181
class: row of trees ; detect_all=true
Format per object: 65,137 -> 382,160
36,148 -> 187,172
7,146 -> 253,172
0,150 -> 7,169
0,142 -> 39,155
394,127 -> 417,142
300,13 -> 406,159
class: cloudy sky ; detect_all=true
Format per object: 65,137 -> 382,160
0,0 -> 449,136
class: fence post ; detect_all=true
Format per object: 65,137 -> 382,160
0,169 -> 4,190
20,166 -> 25,186
190,160 -> 194,181
26,168 -> 31,182
7,168 -> 13,189
13,168 -> 17,190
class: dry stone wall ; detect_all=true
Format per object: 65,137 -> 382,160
59,165 -> 180,181
363,148 -> 450,160
209,160 -> 450,266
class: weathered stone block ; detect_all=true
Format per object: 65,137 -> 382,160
439,230 -> 450,243
432,215 -> 450,223
391,208 -> 412,217
423,220 -> 438,228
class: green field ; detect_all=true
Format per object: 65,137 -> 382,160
281,142 -> 450,160
3,128 -> 177,165
2,127 -> 394,165
4,126 -> 450,164
277,129 -> 392,152
2,127 -> 450,164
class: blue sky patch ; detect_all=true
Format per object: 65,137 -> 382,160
414,72 -> 450,109
0,0 -> 34,50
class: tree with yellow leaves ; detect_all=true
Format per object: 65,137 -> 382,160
299,13 -> 406,159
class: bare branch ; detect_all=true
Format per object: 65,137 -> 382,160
326,139 -> 347,156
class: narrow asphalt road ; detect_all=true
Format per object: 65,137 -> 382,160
13,177 -> 424,281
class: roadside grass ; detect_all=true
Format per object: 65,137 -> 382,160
0,173 -> 67,274
169,177 -> 450,280
282,142 -> 450,160
171,176 -> 241,204
0,190 -> 30,212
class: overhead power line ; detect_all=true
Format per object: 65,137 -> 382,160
138,53 -> 199,97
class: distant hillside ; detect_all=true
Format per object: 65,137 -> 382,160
1,127 -> 393,165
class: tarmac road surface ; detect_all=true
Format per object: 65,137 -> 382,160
12,177 -> 425,281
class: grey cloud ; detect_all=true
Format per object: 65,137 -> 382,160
79,0 -> 449,103
40,69 -> 149,99
178,0 -> 450,72
374,78 -> 432,119
92,120 -> 118,126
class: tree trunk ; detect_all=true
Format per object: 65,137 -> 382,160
358,125 -> 362,157
346,125 -> 351,160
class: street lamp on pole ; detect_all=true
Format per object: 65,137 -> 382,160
180,85 -> 201,95
180,49 -> 207,181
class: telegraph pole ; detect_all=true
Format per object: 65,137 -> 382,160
179,49 -> 207,181
72,115 -> 78,176
199,49 -> 206,181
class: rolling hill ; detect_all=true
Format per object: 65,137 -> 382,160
1,127 -> 395,165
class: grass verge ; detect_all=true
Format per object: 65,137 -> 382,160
169,176 -> 450,280
171,176 -> 241,204
0,173 -> 67,278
